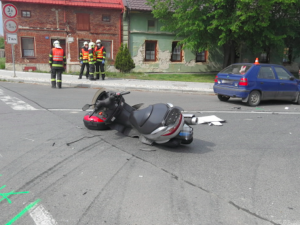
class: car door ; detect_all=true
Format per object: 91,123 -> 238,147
273,66 -> 298,100
256,66 -> 279,100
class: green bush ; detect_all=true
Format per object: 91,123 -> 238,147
0,37 -> 4,49
115,43 -> 135,73
0,57 -> 5,69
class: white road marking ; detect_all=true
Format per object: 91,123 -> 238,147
187,110 -> 300,115
0,89 -> 37,110
29,204 -> 57,225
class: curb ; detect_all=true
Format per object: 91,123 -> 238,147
0,75 -> 214,94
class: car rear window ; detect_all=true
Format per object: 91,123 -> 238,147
220,64 -> 252,75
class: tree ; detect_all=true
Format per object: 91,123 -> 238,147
146,0 -> 300,68
115,43 -> 135,73
0,37 -> 4,49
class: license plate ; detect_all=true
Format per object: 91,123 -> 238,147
221,79 -> 232,84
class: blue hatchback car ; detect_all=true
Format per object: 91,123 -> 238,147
213,59 -> 300,106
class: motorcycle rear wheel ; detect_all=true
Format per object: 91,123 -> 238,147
160,138 -> 181,147
181,137 -> 193,144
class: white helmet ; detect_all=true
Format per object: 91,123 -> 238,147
83,41 -> 88,46
96,39 -> 101,43
53,40 -> 60,47
89,42 -> 95,48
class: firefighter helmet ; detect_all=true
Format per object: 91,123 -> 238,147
96,39 -> 101,43
89,42 -> 95,48
53,40 -> 60,47
83,41 -> 88,46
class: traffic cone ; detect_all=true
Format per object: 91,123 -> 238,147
254,58 -> 259,64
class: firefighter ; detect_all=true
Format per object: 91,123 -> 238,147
88,42 -> 96,81
79,41 -> 89,79
95,39 -> 106,80
49,40 -> 66,88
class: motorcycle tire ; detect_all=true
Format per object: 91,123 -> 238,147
91,88 -> 108,109
181,137 -> 193,145
161,138 -> 181,147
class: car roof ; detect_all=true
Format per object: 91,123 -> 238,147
231,63 -> 284,67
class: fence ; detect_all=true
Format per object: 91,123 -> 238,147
0,49 -> 5,58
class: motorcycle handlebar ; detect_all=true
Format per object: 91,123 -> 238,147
95,95 -> 115,110
114,91 -> 130,96
89,91 -> 130,118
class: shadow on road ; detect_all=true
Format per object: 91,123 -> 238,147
157,138 -> 214,154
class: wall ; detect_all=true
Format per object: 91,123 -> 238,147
127,12 -> 223,73
3,2 -> 122,72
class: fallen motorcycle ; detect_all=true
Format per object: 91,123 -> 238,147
82,89 -> 198,147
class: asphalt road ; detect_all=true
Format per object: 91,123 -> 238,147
0,82 -> 300,225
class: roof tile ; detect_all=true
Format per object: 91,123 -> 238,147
7,0 -> 124,9
126,0 -> 152,11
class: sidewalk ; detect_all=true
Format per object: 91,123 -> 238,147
0,70 -> 214,94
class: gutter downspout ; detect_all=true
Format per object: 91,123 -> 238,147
120,7 -> 124,47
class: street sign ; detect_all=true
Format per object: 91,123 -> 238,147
3,4 -> 18,18
7,34 -> 18,44
4,19 -> 18,33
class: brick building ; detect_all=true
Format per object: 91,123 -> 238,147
1,0 -> 123,72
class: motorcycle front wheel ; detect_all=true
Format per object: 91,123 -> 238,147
91,88 -> 108,108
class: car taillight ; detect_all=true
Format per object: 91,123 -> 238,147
239,78 -> 248,86
214,75 -> 218,83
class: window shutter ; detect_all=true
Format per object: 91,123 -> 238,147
77,14 -> 90,31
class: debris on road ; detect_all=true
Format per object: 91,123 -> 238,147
197,115 -> 225,126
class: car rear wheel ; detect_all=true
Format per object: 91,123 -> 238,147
218,94 -> 230,102
247,90 -> 261,106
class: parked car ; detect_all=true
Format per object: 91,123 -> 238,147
213,59 -> 300,106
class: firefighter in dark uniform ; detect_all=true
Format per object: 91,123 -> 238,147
79,41 -> 89,79
49,40 -> 66,88
95,39 -> 106,80
88,42 -> 96,81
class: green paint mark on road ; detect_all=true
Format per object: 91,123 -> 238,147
5,199 -> 41,225
0,185 -> 29,204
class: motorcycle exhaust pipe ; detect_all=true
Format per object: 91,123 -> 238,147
182,114 -> 198,125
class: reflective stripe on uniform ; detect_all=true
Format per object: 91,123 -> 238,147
52,64 -> 64,67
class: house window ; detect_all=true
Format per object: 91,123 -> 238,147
77,14 -> 90,31
196,51 -> 207,62
21,10 -> 31,18
145,41 -> 157,61
260,52 -> 268,63
171,42 -> 182,62
148,20 -> 155,31
102,15 -> 111,22
21,37 -> 34,57
102,41 -> 112,59
283,47 -> 292,64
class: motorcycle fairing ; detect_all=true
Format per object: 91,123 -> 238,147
129,103 -> 169,134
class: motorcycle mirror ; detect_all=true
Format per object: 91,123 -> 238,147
82,104 -> 91,111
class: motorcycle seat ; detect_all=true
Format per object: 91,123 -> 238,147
129,103 -> 168,134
